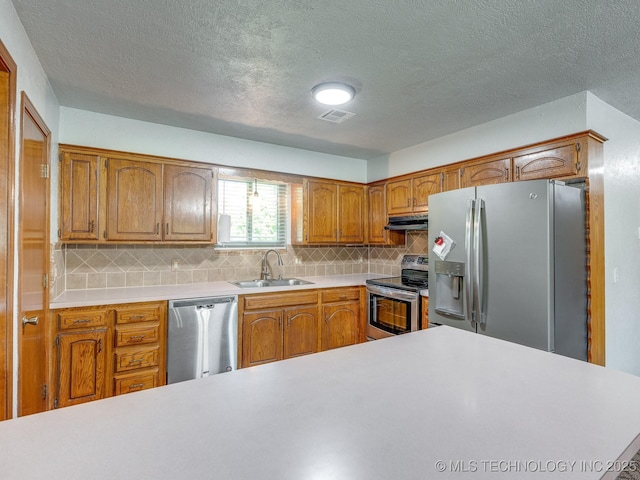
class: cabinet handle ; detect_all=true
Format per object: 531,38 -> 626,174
128,335 -> 146,340
72,319 -> 91,324
90,220 -> 95,233
128,359 -> 143,365
505,168 -> 509,181
129,383 -> 145,390
287,315 -> 291,327
97,339 -> 102,353
516,166 -> 520,180
22,315 -> 39,326
166,223 -> 169,235
128,315 -> 145,320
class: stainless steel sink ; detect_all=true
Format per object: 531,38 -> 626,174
230,278 -> 314,288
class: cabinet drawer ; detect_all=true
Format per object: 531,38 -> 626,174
321,287 -> 361,304
115,346 -> 159,372
243,290 -> 318,310
116,304 -> 162,324
58,310 -> 107,330
114,370 -> 159,395
115,323 -> 159,347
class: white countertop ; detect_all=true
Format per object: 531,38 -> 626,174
51,273 -> 386,308
2,327 -> 639,479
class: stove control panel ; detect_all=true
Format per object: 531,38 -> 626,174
400,255 -> 429,270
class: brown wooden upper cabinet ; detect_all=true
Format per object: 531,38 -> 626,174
106,158 -> 164,241
367,184 -> 404,245
295,179 -> 365,244
513,142 -> 581,181
387,172 -> 441,215
59,147 -> 215,243
441,166 -> 461,192
163,164 -> 213,242
60,151 -> 99,241
460,158 -> 511,188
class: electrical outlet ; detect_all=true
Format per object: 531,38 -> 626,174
171,259 -> 179,271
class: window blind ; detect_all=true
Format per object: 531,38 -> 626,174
217,177 -> 287,248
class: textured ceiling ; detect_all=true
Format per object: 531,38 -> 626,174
10,0 -> 640,159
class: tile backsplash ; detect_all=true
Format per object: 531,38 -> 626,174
52,231 -> 429,294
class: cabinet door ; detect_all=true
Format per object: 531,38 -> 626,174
163,164 -> 213,242
57,330 -> 106,408
513,143 -> 579,181
321,301 -> 360,351
367,185 -> 387,244
338,185 -> 365,243
442,168 -> 461,192
242,310 -> 282,367
386,179 -> 412,215
306,181 -> 338,243
461,158 -> 511,188
283,305 -> 319,359
412,172 -> 441,213
106,158 -> 163,241
60,152 -> 99,240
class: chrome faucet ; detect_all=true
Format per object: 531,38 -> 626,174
261,249 -> 283,280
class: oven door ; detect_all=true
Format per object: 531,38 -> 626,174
366,284 -> 419,339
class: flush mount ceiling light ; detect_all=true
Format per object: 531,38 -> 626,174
311,82 -> 356,106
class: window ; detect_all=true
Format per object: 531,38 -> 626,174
217,177 -> 287,248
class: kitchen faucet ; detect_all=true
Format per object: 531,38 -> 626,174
261,249 -> 283,280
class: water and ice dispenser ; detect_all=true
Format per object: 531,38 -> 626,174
434,260 -> 465,319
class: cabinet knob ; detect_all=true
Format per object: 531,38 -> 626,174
22,315 -> 39,326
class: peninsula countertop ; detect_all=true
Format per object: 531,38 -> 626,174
50,273 -> 388,309
1,327 -> 639,479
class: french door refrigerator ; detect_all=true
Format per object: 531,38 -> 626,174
428,179 -> 588,361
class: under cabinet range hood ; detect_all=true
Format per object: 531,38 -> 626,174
384,214 -> 429,231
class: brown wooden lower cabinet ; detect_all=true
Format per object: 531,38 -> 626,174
241,291 -> 319,367
240,287 -> 366,368
57,329 -> 107,408
320,287 -> 364,350
53,301 -> 166,409
421,296 -> 429,330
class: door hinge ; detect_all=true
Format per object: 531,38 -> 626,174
42,384 -> 47,400
57,228 -> 61,239
43,273 -> 49,289
54,398 -> 59,409
40,164 -> 49,179
576,143 -> 581,152
55,336 -> 60,347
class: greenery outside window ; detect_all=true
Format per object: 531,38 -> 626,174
217,177 -> 287,248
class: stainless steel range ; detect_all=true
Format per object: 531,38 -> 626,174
366,255 -> 428,339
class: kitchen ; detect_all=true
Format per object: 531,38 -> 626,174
2,0 -> 640,477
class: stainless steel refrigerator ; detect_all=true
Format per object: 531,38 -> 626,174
428,179 -> 587,360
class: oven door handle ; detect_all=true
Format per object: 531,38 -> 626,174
366,284 -> 419,302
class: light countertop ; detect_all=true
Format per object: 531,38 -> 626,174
2,327 -> 639,479
51,273 -> 388,309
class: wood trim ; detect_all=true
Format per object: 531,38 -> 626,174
0,39 -> 17,421
586,137 -> 605,365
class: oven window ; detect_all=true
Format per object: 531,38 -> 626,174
370,294 -> 412,334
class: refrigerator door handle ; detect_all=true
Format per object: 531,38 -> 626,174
465,198 -> 475,323
473,198 -> 486,325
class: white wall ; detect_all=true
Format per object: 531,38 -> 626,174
1,0 -> 61,417
368,93 -> 588,182
586,93 -> 640,376
59,107 -> 368,183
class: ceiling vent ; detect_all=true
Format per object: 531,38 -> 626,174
317,109 -> 356,124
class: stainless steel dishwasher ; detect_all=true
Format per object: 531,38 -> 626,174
167,296 -> 238,384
